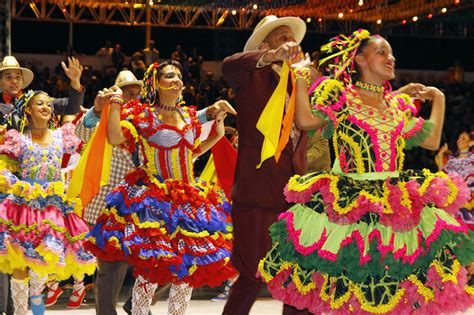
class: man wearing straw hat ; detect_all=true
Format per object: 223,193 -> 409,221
222,15 -> 311,315
0,55 -> 84,130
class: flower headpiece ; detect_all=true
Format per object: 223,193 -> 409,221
15,90 -> 57,132
319,29 -> 371,84
141,62 -> 160,105
14,90 -> 36,133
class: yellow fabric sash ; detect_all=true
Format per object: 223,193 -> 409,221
256,61 -> 292,169
67,104 -> 113,208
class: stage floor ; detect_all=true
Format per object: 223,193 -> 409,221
42,283 -> 474,314
46,298 -> 282,314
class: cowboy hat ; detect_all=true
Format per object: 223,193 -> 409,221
114,70 -> 143,88
0,56 -> 34,89
244,15 -> 306,52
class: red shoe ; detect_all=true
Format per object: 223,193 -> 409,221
45,284 -> 63,306
66,287 -> 86,309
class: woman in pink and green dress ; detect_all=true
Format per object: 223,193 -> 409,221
258,30 -> 474,314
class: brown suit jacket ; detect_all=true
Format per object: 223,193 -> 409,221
222,51 -> 307,210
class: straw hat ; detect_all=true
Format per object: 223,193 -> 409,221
114,70 -> 143,88
244,15 -> 306,52
0,56 -> 34,89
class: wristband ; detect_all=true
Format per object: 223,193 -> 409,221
292,67 -> 311,87
109,94 -> 125,106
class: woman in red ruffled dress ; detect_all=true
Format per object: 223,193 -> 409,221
85,60 -> 237,314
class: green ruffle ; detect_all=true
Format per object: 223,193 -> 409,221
260,243 -> 462,310
404,120 -> 434,150
269,205 -> 474,282
309,109 -> 334,139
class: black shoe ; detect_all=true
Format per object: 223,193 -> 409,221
123,297 -> 152,315
123,297 -> 132,315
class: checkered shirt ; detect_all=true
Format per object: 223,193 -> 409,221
75,117 -> 137,225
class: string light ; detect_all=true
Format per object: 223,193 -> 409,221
318,17 -> 323,22
231,9 -> 236,15
441,7 -> 447,13
401,19 -> 407,24
148,0 -> 153,5
412,16 -> 418,21
338,12 -> 344,18
454,0 -> 460,4
306,17 -> 311,22
427,13 -> 433,18
376,19 -> 382,24
252,4 -> 258,10
358,0 -> 364,6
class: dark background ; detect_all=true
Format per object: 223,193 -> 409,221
11,20 -> 474,71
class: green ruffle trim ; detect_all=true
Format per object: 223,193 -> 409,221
269,206 -> 474,282
310,109 -> 334,139
404,120 -> 434,150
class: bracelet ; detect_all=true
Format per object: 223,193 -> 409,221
292,67 -> 311,87
205,107 -> 212,120
109,94 -> 125,106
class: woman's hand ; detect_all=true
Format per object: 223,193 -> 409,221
103,85 -> 123,109
437,143 -> 451,156
215,110 -> 228,137
418,86 -> 444,102
395,82 -> 426,98
206,100 -> 236,120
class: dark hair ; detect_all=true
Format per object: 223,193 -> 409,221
156,59 -> 182,77
140,59 -> 183,105
351,36 -> 377,83
16,90 -> 56,132
453,128 -> 474,156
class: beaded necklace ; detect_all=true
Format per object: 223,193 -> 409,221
355,81 -> 384,93
156,103 -> 178,111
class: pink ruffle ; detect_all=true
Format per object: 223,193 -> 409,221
60,123 -> 81,154
402,118 -> 425,140
422,173 -> 470,216
0,199 -> 89,251
378,180 -> 423,232
285,172 -> 467,232
0,129 -> 23,160
420,264 -> 474,314
262,263 -> 474,314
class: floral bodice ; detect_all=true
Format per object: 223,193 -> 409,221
120,100 -> 201,182
310,78 -> 433,174
0,123 -> 80,183
444,152 -> 474,193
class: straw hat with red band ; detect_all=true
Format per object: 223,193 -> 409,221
244,15 -> 306,52
114,70 -> 143,88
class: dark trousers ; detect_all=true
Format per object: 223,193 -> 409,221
95,259 -> 128,315
0,273 -> 8,313
222,206 -> 311,315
